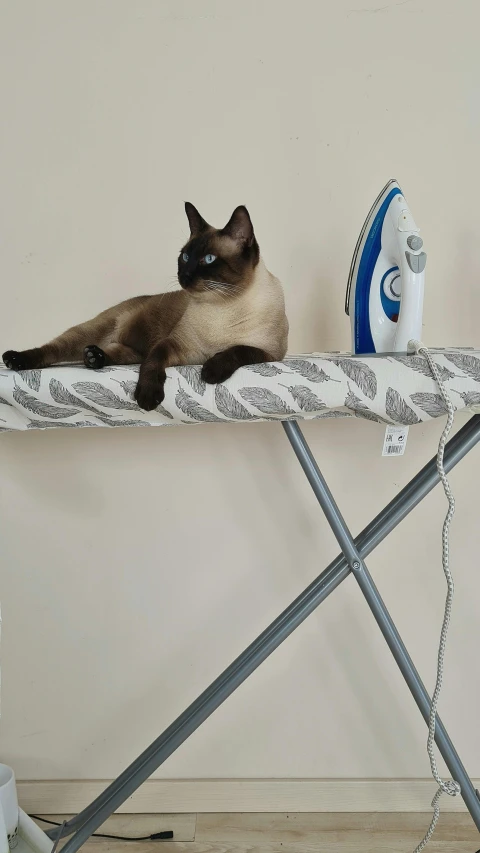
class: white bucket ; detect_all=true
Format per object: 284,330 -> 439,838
0,765 -> 18,851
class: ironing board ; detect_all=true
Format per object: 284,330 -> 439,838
2,349 -> 480,431
2,348 -> 480,851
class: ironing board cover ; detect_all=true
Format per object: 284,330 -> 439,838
1,349 -> 479,433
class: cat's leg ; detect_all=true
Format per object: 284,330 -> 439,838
134,339 -> 181,411
2,318 -> 115,371
2,295 -> 153,371
83,342 -> 142,369
201,345 -> 272,384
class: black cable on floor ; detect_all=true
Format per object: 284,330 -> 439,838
30,815 -> 174,841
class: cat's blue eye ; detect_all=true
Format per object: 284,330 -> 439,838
182,252 -> 189,262
203,254 -> 216,264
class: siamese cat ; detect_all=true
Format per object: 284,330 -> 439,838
2,203 -> 289,411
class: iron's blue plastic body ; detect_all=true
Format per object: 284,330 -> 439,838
354,186 -> 401,353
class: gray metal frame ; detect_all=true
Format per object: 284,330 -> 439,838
49,415 -> 480,851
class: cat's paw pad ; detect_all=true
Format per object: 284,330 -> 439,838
2,350 -> 27,371
84,345 -> 106,370
201,357 -> 234,384
134,380 -> 165,411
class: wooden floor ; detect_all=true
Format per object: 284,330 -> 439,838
36,813 -> 480,852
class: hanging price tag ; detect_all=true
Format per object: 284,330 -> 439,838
382,425 -> 409,457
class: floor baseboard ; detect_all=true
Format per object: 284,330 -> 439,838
18,778 -> 480,814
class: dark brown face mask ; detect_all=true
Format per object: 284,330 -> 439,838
177,202 -> 259,295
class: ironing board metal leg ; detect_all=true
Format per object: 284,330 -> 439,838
53,416 -> 480,851
282,419 -> 480,830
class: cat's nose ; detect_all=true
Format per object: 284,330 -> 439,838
179,270 -> 194,288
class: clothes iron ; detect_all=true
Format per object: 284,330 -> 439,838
345,179 -> 426,354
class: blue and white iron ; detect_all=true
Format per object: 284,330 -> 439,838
345,179 -> 426,354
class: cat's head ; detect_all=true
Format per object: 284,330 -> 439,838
177,203 -> 260,297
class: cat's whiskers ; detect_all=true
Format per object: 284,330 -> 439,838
204,280 -> 228,289
203,281 -> 234,301
161,277 -> 182,294
205,286 -> 228,302
203,280 -> 241,300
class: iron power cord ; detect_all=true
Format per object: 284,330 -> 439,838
30,815 -> 174,842
408,341 -> 461,853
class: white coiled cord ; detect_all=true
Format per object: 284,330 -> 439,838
408,341 -> 461,852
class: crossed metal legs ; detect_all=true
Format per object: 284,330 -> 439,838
51,415 -> 480,852
283,419 -> 480,829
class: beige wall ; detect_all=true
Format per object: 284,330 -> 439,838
0,0 -> 479,782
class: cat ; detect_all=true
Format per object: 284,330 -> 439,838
2,203 -> 289,411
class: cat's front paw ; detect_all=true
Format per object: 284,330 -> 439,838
3,350 -> 28,370
134,378 -> 165,411
201,354 -> 236,384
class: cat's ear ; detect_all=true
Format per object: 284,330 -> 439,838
185,202 -> 210,236
222,206 -> 255,247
